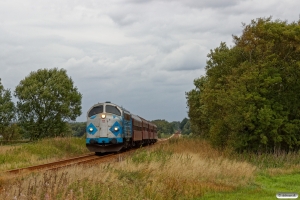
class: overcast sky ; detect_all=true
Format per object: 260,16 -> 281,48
1,0 -> 299,122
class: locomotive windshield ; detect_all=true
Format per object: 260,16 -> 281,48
106,105 -> 121,116
88,105 -> 103,117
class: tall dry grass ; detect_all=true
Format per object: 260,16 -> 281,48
0,146 -> 21,154
0,138 -> 257,200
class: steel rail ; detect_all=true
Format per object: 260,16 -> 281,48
4,136 -> 174,175
5,153 -> 99,174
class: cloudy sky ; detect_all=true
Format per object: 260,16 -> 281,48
0,0 -> 299,122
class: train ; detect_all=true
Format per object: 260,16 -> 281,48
86,101 -> 158,153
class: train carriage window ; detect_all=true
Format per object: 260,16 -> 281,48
106,105 -> 121,116
124,113 -> 131,121
88,105 -> 103,117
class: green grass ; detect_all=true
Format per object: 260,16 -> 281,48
1,137 -> 300,200
131,147 -> 173,164
201,172 -> 300,200
0,137 -> 89,171
228,150 -> 300,169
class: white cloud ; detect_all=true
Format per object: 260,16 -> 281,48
0,0 -> 299,121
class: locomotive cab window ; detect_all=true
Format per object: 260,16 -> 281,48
106,105 -> 121,116
88,105 -> 103,117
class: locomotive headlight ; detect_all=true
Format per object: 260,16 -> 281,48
114,127 -> 119,131
89,128 -> 94,132
101,114 -> 106,119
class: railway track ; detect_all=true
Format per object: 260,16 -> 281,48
4,135 -> 173,176
5,153 -> 113,175
5,148 -> 144,175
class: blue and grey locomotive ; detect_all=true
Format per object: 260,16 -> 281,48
86,101 -> 157,153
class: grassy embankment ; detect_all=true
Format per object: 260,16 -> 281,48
0,137 -> 300,199
0,137 -> 89,171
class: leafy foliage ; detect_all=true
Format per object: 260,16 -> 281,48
181,120 -> 191,135
170,121 -> 180,131
0,79 -> 17,140
1,123 -> 22,141
15,68 -> 82,140
178,118 -> 191,134
69,122 -> 86,137
187,17 -> 300,152
151,119 -> 178,137
179,117 -> 188,130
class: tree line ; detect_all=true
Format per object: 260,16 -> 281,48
0,67 -> 191,140
151,118 -> 191,137
0,68 -> 82,140
186,17 -> 300,152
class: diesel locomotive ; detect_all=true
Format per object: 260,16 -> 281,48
86,101 -> 158,153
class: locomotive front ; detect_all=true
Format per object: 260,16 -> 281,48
86,102 -> 129,153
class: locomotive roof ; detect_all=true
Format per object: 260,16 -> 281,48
91,102 -> 130,113
88,102 -> 154,126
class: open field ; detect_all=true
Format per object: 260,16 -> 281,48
1,137 -> 300,199
0,137 -> 89,171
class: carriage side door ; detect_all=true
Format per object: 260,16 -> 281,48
123,112 -> 132,139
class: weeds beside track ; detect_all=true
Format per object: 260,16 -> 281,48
1,136 -> 299,199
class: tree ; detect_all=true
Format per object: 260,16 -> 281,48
15,68 -> 82,140
182,120 -> 191,135
1,123 -> 21,141
187,17 -> 300,152
0,78 -> 16,139
179,118 -> 188,130
171,121 -> 180,132
151,119 -> 174,135
69,122 -> 86,137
